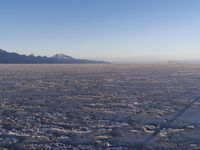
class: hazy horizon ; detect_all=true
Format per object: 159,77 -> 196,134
1,0 -> 200,62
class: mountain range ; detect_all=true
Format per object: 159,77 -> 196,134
0,49 -> 108,64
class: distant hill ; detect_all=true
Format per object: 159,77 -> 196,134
0,49 -> 108,64
167,60 -> 200,64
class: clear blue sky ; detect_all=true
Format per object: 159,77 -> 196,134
0,0 -> 200,61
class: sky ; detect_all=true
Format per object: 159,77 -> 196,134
0,0 -> 200,62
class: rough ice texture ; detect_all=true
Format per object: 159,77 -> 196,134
0,64 -> 200,149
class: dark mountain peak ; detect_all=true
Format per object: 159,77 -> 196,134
52,54 -> 74,60
0,49 -> 7,53
0,49 -> 108,64
29,54 -> 35,57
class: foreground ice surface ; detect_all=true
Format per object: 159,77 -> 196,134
0,64 -> 200,149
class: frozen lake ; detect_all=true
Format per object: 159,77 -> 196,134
0,64 -> 200,149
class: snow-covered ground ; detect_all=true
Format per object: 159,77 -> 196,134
0,64 -> 200,149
